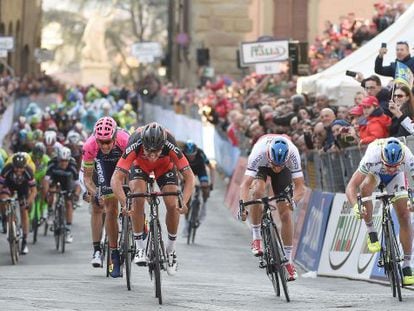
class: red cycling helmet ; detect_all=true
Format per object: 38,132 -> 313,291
94,117 -> 117,140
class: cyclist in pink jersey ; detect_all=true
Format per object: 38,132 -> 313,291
82,117 -> 129,277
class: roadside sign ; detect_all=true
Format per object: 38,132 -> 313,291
131,42 -> 163,59
240,40 -> 288,66
0,36 -> 14,51
139,55 -> 155,64
34,48 -> 55,63
255,62 -> 282,75
0,50 -> 7,58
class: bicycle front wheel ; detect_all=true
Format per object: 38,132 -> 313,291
386,220 -> 402,301
262,226 -> 280,297
8,220 -> 19,265
32,201 -> 39,244
151,219 -> 162,304
269,224 -> 290,302
123,215 -> 132,291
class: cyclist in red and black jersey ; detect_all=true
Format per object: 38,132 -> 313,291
111,122 -> 195,276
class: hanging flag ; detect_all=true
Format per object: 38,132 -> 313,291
394,61 -> 414,87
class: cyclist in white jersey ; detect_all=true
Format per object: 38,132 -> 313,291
346,137 -> 414,285
239,134 -> 306,281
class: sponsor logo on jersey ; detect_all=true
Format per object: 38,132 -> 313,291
165,140 -> 181,155
125,141 -> 139,155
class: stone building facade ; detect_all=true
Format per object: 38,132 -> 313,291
0,0 -> 42,76
170,0 -> 413,87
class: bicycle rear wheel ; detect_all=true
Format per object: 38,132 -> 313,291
269,224 -> 290,302
123,215 -> 132,291
60,206 -> 66,254
190,200 -> 200,244
151,219 -> 162,304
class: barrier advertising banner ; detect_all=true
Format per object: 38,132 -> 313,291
318,194 -> 382,279
292,187 -> 312,259
295,191 -> 334,271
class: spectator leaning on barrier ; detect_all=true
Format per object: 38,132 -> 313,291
388,84 -> 414,137
358,96 -> 391,144
375,41 -> 414,77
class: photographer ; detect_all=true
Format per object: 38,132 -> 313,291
331,119 -> 359,149
388,84 -> 414,137
375,41 -> 414,77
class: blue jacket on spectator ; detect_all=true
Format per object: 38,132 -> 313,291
374,54 -> 414,77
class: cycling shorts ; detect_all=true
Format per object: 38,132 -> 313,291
129,165 -> 178,189
255,166 -> 293,198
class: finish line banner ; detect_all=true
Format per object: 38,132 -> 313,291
295,191 -> 334,271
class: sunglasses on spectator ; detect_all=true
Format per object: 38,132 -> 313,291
97,139 -> 114,145
393,94 -> 405,98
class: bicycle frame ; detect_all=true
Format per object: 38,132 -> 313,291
358,190 -> 405,301
241,191 -> 292,302
126,177 -> 183,305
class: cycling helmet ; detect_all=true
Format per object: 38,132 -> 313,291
30,114 -> 41,125
58,146 -> 72,161
32,129 -> 44,141
44,130 -> 57,146
33,142 -> 46,159
124,103 -> 133,112
94,117 -> 117,140
141,122 -> 166,151
381,138 -> 404,166
183,140 -> 197,156
267,137 -> 290,166
67,132 -> 82,145
12,152 -> 27,168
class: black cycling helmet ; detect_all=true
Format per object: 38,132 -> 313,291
12,152 -> 27,168
141,122 -> 166,151
33,142 -> 46,159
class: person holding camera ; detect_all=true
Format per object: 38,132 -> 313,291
375,41 -> 414,77
331,119 -> 359,149
388,84 -> 414,137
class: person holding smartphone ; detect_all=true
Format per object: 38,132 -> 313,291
388,84 -> 414,137
375,41 -> 414,77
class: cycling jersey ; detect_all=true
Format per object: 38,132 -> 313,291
116,129 -> 190,178
5,152 -> 36,173
245,134 -> 303,179
30,154 -> 50,183
46,157 -> 79,192
82,128 -> 129,195
358,139 -> 414,177
187,148 -> 210,182
0,163 -> 36,197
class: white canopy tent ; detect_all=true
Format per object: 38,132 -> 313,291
297,3 -> 414,106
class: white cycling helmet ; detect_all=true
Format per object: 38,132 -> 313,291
58,146 -> 72,161
44,130 -> 57,146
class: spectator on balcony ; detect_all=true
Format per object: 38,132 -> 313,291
388,84 -> 414,137
358,96 -> 391,144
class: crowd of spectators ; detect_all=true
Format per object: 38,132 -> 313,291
309,1 -> 408,73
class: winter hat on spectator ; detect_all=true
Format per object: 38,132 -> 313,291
360,96 -> 379,107
331,119 -> 351,127
349,105 -> 363,116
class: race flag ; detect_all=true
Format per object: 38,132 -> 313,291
394,61 -> 414,87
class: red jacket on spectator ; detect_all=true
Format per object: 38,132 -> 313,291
358,108 -> 391,144
215,98 -> 233,119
